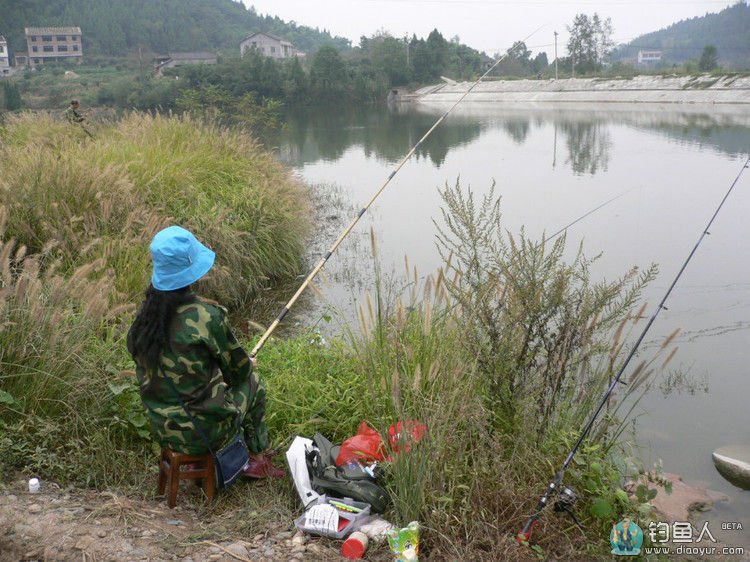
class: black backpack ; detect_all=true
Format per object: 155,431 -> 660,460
306,433 -> 390,514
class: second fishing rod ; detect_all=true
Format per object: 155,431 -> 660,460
250,27 -> 544,358
517,155 -> 750,545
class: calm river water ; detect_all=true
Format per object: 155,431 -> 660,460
272,102 -> 750,547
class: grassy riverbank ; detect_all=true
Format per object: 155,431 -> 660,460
0,114 -> 670,560
0,111 -> 310,483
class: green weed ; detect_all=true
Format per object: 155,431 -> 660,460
327,182 -> 675,559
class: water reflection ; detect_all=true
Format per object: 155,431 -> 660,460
273,103 -> 750,176
501,118 -> 531,145
277,105 -> 485,167
559,121 -> 611,175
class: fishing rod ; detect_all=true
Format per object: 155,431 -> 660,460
517,156 -> 750,545
250,26 -> 545,357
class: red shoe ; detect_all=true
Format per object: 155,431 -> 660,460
243,455 -> 286,479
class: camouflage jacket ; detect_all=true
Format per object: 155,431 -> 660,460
65,106 -> 85,123
134,298 -> 252,454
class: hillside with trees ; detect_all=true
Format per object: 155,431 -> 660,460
89,28 -> 486,115
612,0 -> 750,69
0,0 -> 350,57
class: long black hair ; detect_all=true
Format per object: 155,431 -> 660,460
127,284 -> 196,370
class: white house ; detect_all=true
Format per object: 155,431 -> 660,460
637,50 -> 662,65
0,36 -> 10,76
240,32 -> 297,59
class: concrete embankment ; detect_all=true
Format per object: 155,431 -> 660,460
405,74 -> 750,105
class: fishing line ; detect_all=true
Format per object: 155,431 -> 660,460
463,189 -> 630,294
435,188 -> 633,345
545,189 -> 629,242
250,25 -> 546,357
517,155 -> 750,545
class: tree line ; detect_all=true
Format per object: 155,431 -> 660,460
94,29 -> 491,126
0,0 -> 350,57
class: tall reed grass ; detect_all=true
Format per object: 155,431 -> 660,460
0,209 -> 148,485
0,112 -> 310,306
0,111 -> 312,487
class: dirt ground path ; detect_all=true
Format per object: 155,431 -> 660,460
0,476 -> 349,562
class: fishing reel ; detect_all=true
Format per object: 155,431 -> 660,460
553,486 -> 582,528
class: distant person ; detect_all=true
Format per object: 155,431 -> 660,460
127,226 -> 285,479
65,100 -> 94,138
65,100 -> 85,124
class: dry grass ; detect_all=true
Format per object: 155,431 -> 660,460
0,112 -> 311,307
0,111 -> 312,488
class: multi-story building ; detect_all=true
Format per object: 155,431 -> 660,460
240,32 -> 297,60
25,27 -> 83,66
0,35 -> 10,76
637,50 -> 662,65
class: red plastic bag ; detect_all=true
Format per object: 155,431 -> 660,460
388,420 -> 428,453
335,422 -> 386,466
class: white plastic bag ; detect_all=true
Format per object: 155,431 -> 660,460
286,436 -> 321,508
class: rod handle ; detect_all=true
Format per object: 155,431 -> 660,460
516,517 -> 537,544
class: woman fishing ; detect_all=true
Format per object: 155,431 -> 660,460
127,225 -> 284,479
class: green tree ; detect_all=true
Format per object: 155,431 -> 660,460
370,33 -> 410,86
509,41 -> 532,67
411,29 -> 448,82
567,13 -> 614,74
2,82 -> 23,111
532,52 -> 549,74
281,56 -> 309,102
698,45 -> 719,71
495,40 -> 533,76
426,29 -> 449,71
445,41 -> 482,80
310,45 -> 348,101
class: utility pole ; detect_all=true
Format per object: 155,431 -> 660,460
553,31 -> 558,80
553,121 -> 557,168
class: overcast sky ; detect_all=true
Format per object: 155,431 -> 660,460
242,0 -> 733,57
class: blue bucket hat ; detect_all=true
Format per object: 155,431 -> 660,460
150,226 -> 215,291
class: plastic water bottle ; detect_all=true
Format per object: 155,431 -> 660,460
28,478 -> 40,493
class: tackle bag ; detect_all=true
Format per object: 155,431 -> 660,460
307,433 -> 390,514
213,431 -> 250,489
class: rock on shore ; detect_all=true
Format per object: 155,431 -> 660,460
649,473 -> 728,523
713,445 -> 750,490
